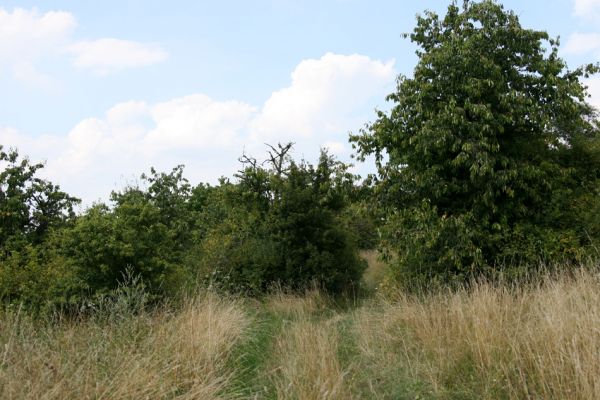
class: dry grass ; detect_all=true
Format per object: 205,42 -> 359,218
260,287 -> 351,399
354,269 -> 600,399
0,292 -> 250,400
264,287 -> 327,317
3,268 -> 600,399
267,316 -> 351,400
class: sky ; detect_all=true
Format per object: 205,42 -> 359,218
1,0 -> 600,206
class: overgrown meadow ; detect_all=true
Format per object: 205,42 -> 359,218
4,260 -> 600,399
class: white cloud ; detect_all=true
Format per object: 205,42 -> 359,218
68,39 -> 167,75
564,32 -> 600,56
0,127 -> 20,144
0,8 -> 75,84
0,8 -> 75,59
573,0 -> 600,20
0,7 -> 167,86
50,95 -> 255,179
250,53 -> 395,142
105,100 -> 150,126
0,127 -> 66,176
145,95 -> 256,153
5,95 -> 256,201
1,53 -> 394,204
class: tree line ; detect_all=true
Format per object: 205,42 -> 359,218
2,0 -> 600,309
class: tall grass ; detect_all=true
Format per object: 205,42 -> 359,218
3,266 -> 600,399
353,268 -> 600,399
263,289 -> 350,400
268,316 -> 350,400
0,292 -> 250,400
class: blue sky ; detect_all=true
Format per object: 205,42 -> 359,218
1,0 -> 600,205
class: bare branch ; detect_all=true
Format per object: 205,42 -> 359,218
263,142 -> 294,176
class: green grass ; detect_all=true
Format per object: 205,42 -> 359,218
225,308 -> 283,399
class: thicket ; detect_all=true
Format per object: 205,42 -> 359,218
0,143 -> 368,309
198,144 -> 366,294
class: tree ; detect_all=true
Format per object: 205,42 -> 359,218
0,145 -> 80,307
0,145 -> 79,249
199,144 -> 365,294
61,166 -> 201,298
351,0 -> 600,284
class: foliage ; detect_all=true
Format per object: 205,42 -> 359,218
199,145 -> 366,294
1,143 -> 365,305
0,241 -> 80,310
5,0 -> 599,304
351,0 -> 600,285
0,145 -> 79,249
59,166 -> 204,299
0,146 -> 80,307
341,200 -> 380,250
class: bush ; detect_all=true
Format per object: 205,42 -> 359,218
58,166 -> 203,300
0,145 -> 80,309
198,145 -> 366,294
341,201 -> 380,250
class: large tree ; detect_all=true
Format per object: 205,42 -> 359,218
351,0 -> 600,284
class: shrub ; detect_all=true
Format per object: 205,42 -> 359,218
59,166 -> 202,300
198,145 -> 366,294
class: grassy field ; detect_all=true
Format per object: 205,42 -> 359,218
2,257 -> 600,399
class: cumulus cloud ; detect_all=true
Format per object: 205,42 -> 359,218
250,53 -> 395,142
1,95 -> 258,201
0,8 -> 75,59
0,7 -> 167,85
53,95 -> 254,180
68,39 -> 167,75
145,95 -> 256,153
1,53 -> 395,203
0,126 -> 67,180
573,0 -> 600,20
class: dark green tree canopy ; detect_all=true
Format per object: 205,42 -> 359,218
0,145 -> 79,248
199,144 -> 365,294
61,165 -> 204,298
351,0 -> 600,283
